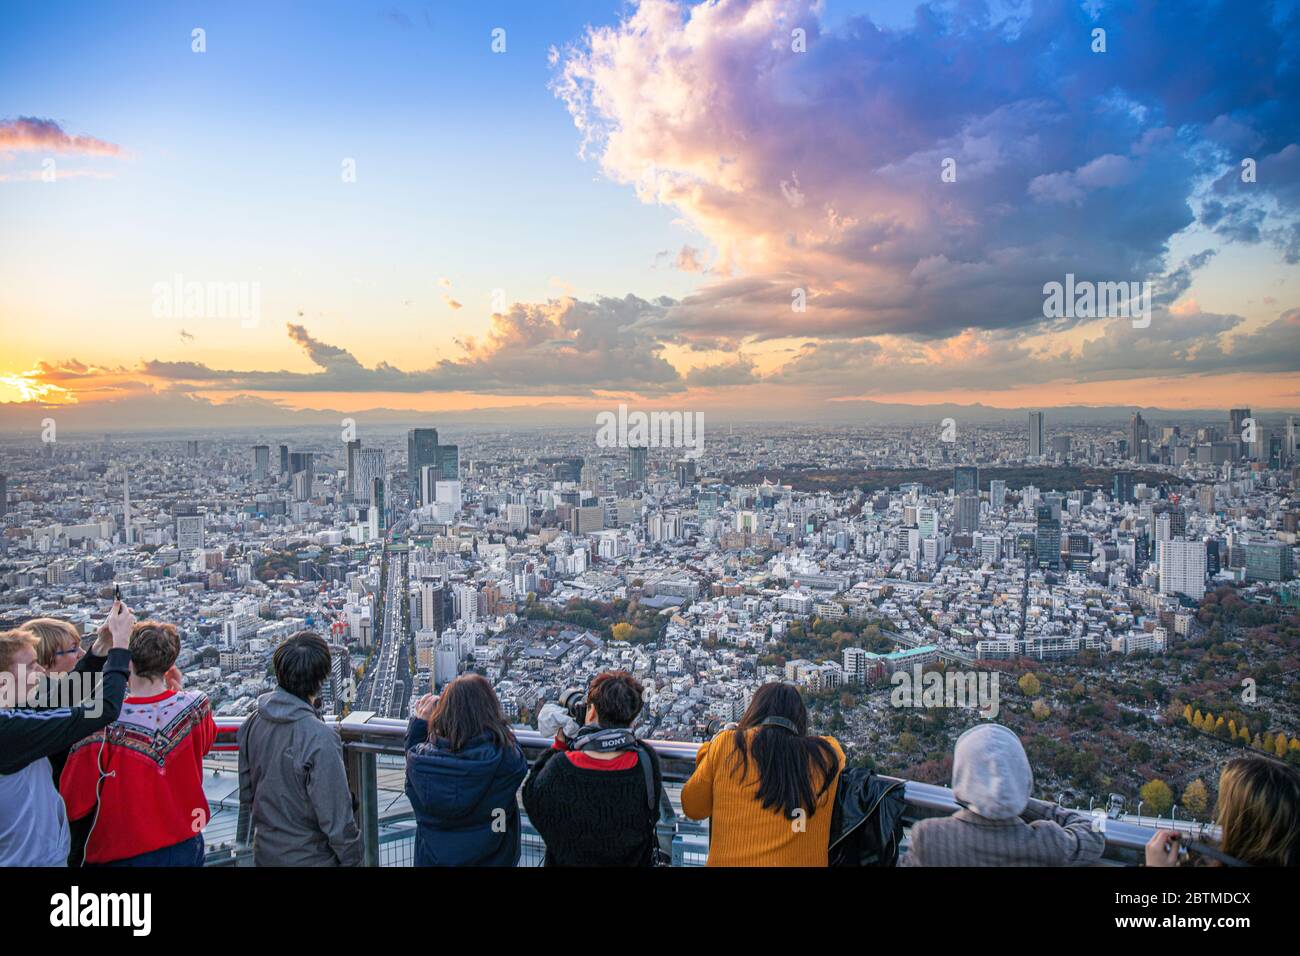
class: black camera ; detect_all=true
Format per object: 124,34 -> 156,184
558,687 -> 587,722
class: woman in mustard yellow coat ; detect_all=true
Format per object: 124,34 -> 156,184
682,682 -> 843,866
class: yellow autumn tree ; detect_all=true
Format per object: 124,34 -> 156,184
1019,672 -> 1041,696
1140,779 -> 1174,816
1240,726 -> 1251,745
1276,735 -> 1289,759
1228,719 -> 1237,738
1184,704 -> 1193,724
1182,779 -> 1208,817
1193,709 -> 1204,726
611,622 -> 634,642
1264,732 -> 1275,752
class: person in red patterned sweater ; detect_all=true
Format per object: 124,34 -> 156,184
60,620 -> 216,867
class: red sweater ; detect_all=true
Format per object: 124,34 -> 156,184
60,689 -> 216,864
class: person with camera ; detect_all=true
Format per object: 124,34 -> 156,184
522,670 -> 664,866
405,674 -> 528,866
60,620 -> 217,866
0,601 -> 134,866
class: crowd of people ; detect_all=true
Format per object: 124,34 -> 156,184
2,605 -> 1298,868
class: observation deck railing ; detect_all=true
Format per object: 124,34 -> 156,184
205,712 -> 1211,867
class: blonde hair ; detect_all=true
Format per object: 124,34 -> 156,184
21,618 -> 83,668
0,629 -> 39,674
1216,756 -> 1300,867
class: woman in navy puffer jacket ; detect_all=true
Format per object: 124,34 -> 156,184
404,674 -> 528,866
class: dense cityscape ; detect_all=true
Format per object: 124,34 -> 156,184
3,408 -> 1297,825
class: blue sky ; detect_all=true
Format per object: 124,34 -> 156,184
2,0 -> 1299,426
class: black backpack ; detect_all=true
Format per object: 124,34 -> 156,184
827,768 -> 906,867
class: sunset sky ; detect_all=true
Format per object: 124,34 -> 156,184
2,0 -> 1299,430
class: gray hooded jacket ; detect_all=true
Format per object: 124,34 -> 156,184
903,723 -> 1105,867
236,689 -> 362,867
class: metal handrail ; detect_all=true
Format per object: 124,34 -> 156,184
211,712 -> 1191,863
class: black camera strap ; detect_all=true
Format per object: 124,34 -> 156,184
571,724 -> 637,752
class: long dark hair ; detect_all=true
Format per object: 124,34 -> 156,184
727,682 -> 839,819
427,674 -> 516,753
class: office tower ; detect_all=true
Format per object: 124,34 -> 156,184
252,445 -> 270,480
418,580 -> 445,635
1244,542 -> 1294,582
174,503 -> 204,554
0,473 -> 6,517
917,506 -> 938,538
955,492 -> 980,534
1129,411 -> 1149,462
572,505 -> 605,534
279,444 -> 290,475
345,439 -> 361,495
1028,412 -> 1045,458
122,471 -> 132,545
1035,504 -> 1061,570
1205,539 -> 1221,576
407,428 -> 458,506
370,477 -> 386,532
289,452 -> 315,501
989,479 -> 1007,511
408,428 -> 439,505
1230,408 -> 1251,448
1050,435 -> 1071,461
629,445 -> 648,483
953,466 -> 979,495
1112,471 -> 1134,504
186,440 -> 199,456
1288,416 -> 1298,466
1067,533 -> 1092,572
676,458 -> 698,489
356,448 -> 385,507
1158,539 -> 1207,599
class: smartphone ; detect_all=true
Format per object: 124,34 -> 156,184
114,584 -> 121,603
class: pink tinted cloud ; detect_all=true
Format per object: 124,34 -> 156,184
0,116 -> 123,157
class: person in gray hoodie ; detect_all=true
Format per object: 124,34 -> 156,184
902,723 -> 1105,867
236,631 -> 361,867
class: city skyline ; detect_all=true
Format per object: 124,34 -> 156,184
3,0 -> 1300,429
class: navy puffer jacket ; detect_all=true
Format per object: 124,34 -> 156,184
404,718 -> 528,867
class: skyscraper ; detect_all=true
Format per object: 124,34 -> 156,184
1159,539 -> 1207,599
407,428 -> 459,506
1113,470 -> 1134,504
955,492 -> 980,534
0,473 -> 6,517
1129,411 -> 1149,462
989,479 -> 1007,511
122,471 -> 132,545
345,439 -> 361,496
953,466 -> 979,495
629,445 -> 648,483
1028,412 -> 1044,458
279,444 -> 290,476
1035,504 -> 1061,570
356,448 -> 385,507
289,452 -> 315,501
1230,408 -> 1251,442
252,445 -> 270,480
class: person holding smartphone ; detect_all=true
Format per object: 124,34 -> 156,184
0,601 -> 134,866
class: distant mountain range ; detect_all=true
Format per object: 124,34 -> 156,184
0,393 -> 1295,438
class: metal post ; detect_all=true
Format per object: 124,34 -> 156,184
347,748 -> 379,867
342,710 -> 380,867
